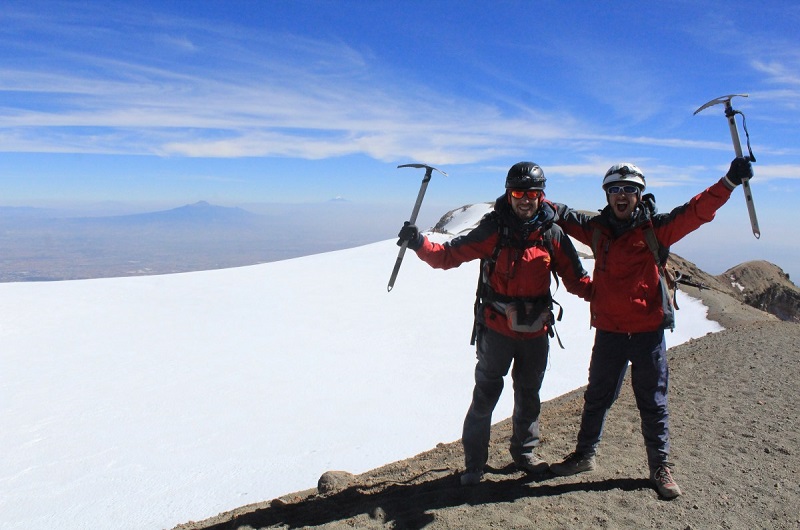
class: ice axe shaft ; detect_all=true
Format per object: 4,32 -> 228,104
694,94 -> 760,239
721,99 -> 761,239
387,164 -> 447,292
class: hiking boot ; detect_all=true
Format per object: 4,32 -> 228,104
460,470 -> 484,486
549,451 -> 596,476
515,452 -> 549,474
651,464 -> 682,499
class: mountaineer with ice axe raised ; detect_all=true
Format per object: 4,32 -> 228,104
394,162 -> 592,486
548,153 -> 755,499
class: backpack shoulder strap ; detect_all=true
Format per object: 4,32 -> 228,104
472,212 -> 503,345
643,224 -> 663,266
539,224 -> 559,290
644,224 -> 680,316
591,226 -> 602,259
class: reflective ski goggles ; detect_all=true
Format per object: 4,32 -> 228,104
606,185 -> 640,195
509,189 -> 543,200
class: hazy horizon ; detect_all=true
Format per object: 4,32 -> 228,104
1,196 -> 797,286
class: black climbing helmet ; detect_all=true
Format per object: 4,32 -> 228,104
505,162 -> 546,190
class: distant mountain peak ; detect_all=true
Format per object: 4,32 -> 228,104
75,201 -> 261,225
162,201 -> 256,221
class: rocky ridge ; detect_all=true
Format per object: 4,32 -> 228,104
667,255 -> 800,324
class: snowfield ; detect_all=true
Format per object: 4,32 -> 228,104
0,205 -> 722,529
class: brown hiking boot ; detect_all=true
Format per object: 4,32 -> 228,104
514,452 -> 549,474
549,451 -> 596,476
651,464 -> 682,498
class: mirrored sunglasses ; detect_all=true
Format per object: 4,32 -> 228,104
607,185 -> 640,195
509,189 -> 543,200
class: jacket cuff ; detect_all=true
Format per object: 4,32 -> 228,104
408,233 -> 425,251
722,176 -> 738,190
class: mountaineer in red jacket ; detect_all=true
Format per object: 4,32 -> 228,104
548,157 -> 754,499
397,162 -> 592,486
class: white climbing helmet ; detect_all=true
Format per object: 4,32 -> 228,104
602,162 -> 646,191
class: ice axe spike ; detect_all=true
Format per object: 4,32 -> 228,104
693,94 -> 761,239
387,164 -> 447,292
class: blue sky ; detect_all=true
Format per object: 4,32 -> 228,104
1,0 -> 799,279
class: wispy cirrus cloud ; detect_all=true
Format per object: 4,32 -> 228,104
1,2 -> 797,171
751,59 -> 800,87
1,54 -> 733,166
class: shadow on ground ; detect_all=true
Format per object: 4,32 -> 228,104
201,468 -> 652,530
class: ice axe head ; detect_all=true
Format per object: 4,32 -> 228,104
397,163 -> 448,179
693,93 -> 748,116
693,93 -> 750,158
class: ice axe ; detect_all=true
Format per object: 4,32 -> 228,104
387,163 -> 447,292
693,94 -> 760,239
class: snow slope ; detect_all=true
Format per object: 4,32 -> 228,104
0,205 -> 721,529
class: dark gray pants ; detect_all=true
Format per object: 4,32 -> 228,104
462,327 -> 549,472
576,329 -> 670,471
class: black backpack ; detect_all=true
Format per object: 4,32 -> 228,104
470,211 -> 564,346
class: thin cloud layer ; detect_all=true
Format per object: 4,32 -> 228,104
6,3 -> 794,167
0,1 -> 798,209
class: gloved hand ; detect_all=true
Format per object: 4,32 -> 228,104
726,157 -> 754,186
641,193 -> 658,215
397,221 -> 424,250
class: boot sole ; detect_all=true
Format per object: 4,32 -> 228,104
517,461 -> 549,474
549,464 -> 595,477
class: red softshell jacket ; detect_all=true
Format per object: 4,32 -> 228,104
415,198 -> 592,339
555,177 -> 735,333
